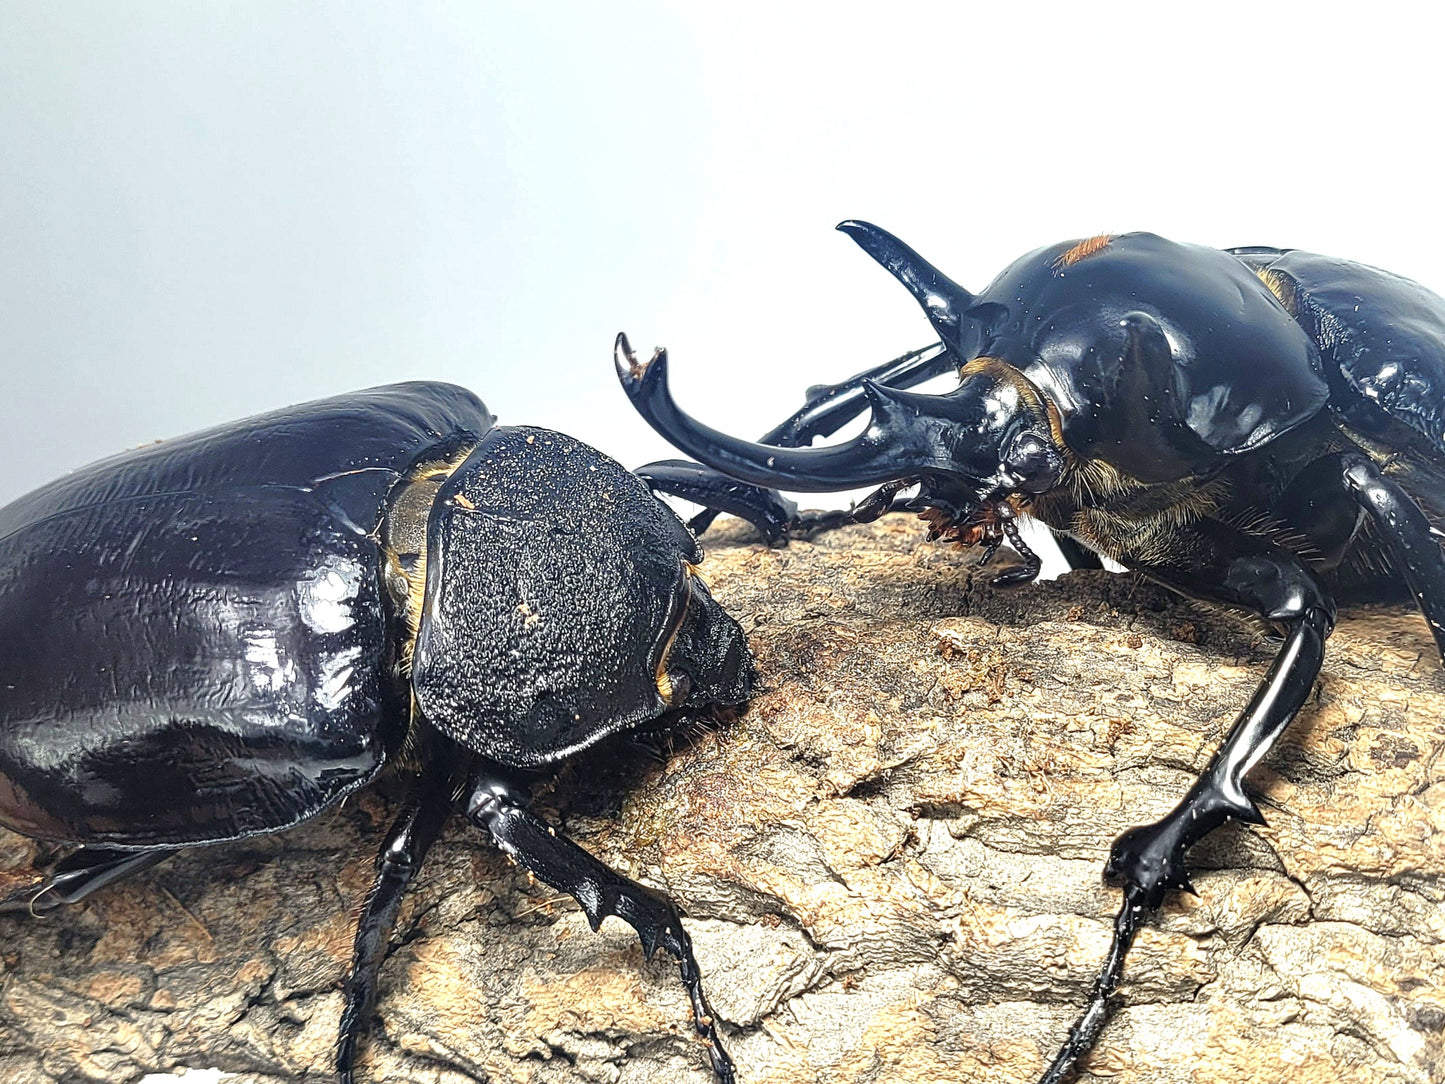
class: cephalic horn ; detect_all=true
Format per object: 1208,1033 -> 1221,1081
836,220 -> 975,345
613,333 -> 1015,493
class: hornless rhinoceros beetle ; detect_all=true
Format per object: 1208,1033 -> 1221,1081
614,221 -> 1445,1082
0,382 -> 753,1083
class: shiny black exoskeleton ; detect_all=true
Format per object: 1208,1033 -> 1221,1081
614,222 -> 1445,1083
0,383 -> 752,1083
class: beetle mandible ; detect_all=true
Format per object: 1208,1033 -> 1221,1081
613,221 -> 1445,1082
0,382 -> 753,1083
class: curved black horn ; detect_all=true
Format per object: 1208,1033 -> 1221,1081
837,220 -> 975,345
614,334 -> 973,491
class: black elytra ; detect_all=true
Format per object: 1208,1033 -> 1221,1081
0,382 -> 753,1083
616,221 -> 1445,1083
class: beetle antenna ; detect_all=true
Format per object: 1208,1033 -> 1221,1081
1035,884 -> 1148,1084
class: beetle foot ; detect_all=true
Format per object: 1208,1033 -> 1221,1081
992,510 -> 1042,586
468,779 -> 736,1084
0,847 -> 172,915
1105,782 -> 1265,910
1035,884 -> 1149,1084
1105,821 -> 1195,910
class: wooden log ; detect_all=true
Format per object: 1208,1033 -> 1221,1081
0,515 -> 1441,1083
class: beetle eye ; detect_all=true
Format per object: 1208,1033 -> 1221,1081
1001,432 -> 1063,493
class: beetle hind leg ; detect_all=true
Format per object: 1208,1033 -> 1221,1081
465,769 -> 735,1084
336,773 -> 453,1084
0,845 -> 175,914
1337,453 -> 1445,660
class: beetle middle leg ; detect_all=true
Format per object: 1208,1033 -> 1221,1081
1039,523 -> 1335,1083
337,772 -> 454,1084
0,845 -> 175,913
465,767 -> 735,1084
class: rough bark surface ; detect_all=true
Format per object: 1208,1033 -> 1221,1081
0,516 -> 1442,1084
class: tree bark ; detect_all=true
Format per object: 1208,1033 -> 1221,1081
0,516 -> 1441,1084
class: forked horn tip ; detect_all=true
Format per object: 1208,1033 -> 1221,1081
836,219 -> 882,240
613,332 -> 666,388
613,331 -> 636,373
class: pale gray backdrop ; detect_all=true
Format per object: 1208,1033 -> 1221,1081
5,4 -> 1443,513
4,5 -> 1443,1083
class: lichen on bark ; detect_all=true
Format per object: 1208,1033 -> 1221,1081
0,515 -> 1441,1084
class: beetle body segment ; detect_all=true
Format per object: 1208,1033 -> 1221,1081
616,220 -> 1445,1084
413,424 -> 750,767
970,232 -> 1332,481
0,382 -> 752,1083
0,382 -> 492,846
1232,245 -> 1445,453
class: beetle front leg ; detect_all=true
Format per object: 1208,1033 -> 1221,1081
756,341 -> 954,447
465,770 -> 735,1084
635,459 -> 821,543
337,773 -> 453,1084
1039,527 -> 1334,1084
0,845 -> 175,913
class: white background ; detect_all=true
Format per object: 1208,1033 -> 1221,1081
5,4 -> 1444,510
3,4 -> 1442,1080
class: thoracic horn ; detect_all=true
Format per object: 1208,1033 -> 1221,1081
836,220 -> 976,346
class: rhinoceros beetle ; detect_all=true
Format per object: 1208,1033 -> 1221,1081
0,382 -> 753,1083
614,222 -> 1445,1082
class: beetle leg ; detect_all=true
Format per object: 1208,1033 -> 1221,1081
1039,525 -> 1334,1083
336,774 -> 453,1084
634,458 -> 806,543
465,771 -> 735,1084
0,846 -> 174,913
992,507 -> 1045,586
1335,453 -> 1445,659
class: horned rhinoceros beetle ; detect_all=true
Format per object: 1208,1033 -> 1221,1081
614,221 -> 1445,1083
0,382 -> 752,1083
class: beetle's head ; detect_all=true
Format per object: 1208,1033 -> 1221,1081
647,558 -> 754,721
617,219 -> 1331,541
614,236 -> 1068,547
832,221 -> 1328,485
409,427 -> 753,770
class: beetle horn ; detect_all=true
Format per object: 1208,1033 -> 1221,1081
614,333 -> 1016,492
837,220 -> 975,345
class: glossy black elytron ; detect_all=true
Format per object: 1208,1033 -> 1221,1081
616,222 -> 1445,1083
0,383 -> 752,1084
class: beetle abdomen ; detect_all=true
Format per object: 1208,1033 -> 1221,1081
0,383 -> 496,846
1232,247 -> 1445,457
